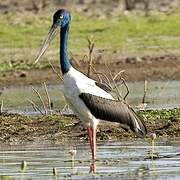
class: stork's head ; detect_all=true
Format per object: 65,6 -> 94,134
35,9 -> 71,64
53,9 -> 71,28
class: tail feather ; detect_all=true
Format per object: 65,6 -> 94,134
128,108 -> 147,137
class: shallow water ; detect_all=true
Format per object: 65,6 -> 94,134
0,138 -> 180,179
1,80 -> 180,115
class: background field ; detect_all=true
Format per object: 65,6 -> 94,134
0,0 -> 180,85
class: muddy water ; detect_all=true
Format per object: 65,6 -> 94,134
0,138 -> 180,179
1,80 -> 180,115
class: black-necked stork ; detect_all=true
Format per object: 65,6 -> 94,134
35,9 -> 147,172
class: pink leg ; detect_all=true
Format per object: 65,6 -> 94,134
87,128 -> 93,150
92,127 -> 96,161
87,127 -> 97,173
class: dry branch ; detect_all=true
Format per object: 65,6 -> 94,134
87,36 -> 95,77
120,77 -> 129,100
0,100 -> 3,114
32,86 -> 48,115
91,66 -> 112,89
43,82 -> 52,115
105,64 -> 122,100
142,80 -> 147,103
49,61 -> 63,81
28,99 -> 44,115
112,69 -> 130,100
113,70 -> 125,81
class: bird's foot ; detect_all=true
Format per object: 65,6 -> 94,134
89,161 -> 96,173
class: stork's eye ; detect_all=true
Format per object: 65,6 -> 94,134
59,15 -> 64,20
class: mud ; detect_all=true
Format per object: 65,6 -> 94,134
1,53 -> 180,87
0,110 -> 179,145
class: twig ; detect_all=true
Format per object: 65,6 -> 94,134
92,70 -> 112,89
87,36 -> 95,77
0,100 -> 3,114
61,104 -> 68,112
92,63 -> 128,101
28,99 -> 44,115
120,77 -> 129,100
69,52 -> 80,67
32,86 -> 48,115
90,65 -> 102,82
142,80 -> 147,103
43,82 -> 52,115
49,61 -> 63,81
105,64 -> 122,100
81,55 -> 88,62
113,70 -> 125,81
112,69 -> 129,100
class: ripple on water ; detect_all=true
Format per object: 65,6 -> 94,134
0,138 -> 180,179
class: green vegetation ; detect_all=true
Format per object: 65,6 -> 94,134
139,108 -> 180,121
1,11 -> 180,72
0,60 -> 34,72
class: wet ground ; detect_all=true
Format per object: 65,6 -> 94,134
0,138 -> 180,179
0,107 -> 180,145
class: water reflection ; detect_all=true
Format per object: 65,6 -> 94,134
0,138 -> 180,179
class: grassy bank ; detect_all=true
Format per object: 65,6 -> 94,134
0,10 -> 180,72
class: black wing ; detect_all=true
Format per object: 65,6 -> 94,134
79,93 -> 147,137
95,82 -> 112,92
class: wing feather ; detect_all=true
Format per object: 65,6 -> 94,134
95,82 -> 112,92
79,93 -> 147,137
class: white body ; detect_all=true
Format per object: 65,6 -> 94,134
63,67 -> 114,128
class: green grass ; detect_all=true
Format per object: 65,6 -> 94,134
138,108 -> 180,121
1,10 -> 180,72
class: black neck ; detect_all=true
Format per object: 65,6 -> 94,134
60,23 -> 71,74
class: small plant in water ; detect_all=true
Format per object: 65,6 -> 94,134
20,160 -> 27,180
147,133 -> 159,159
53,167 -> 59,180
0,176 -> 13,180
69,148 -> 77,168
